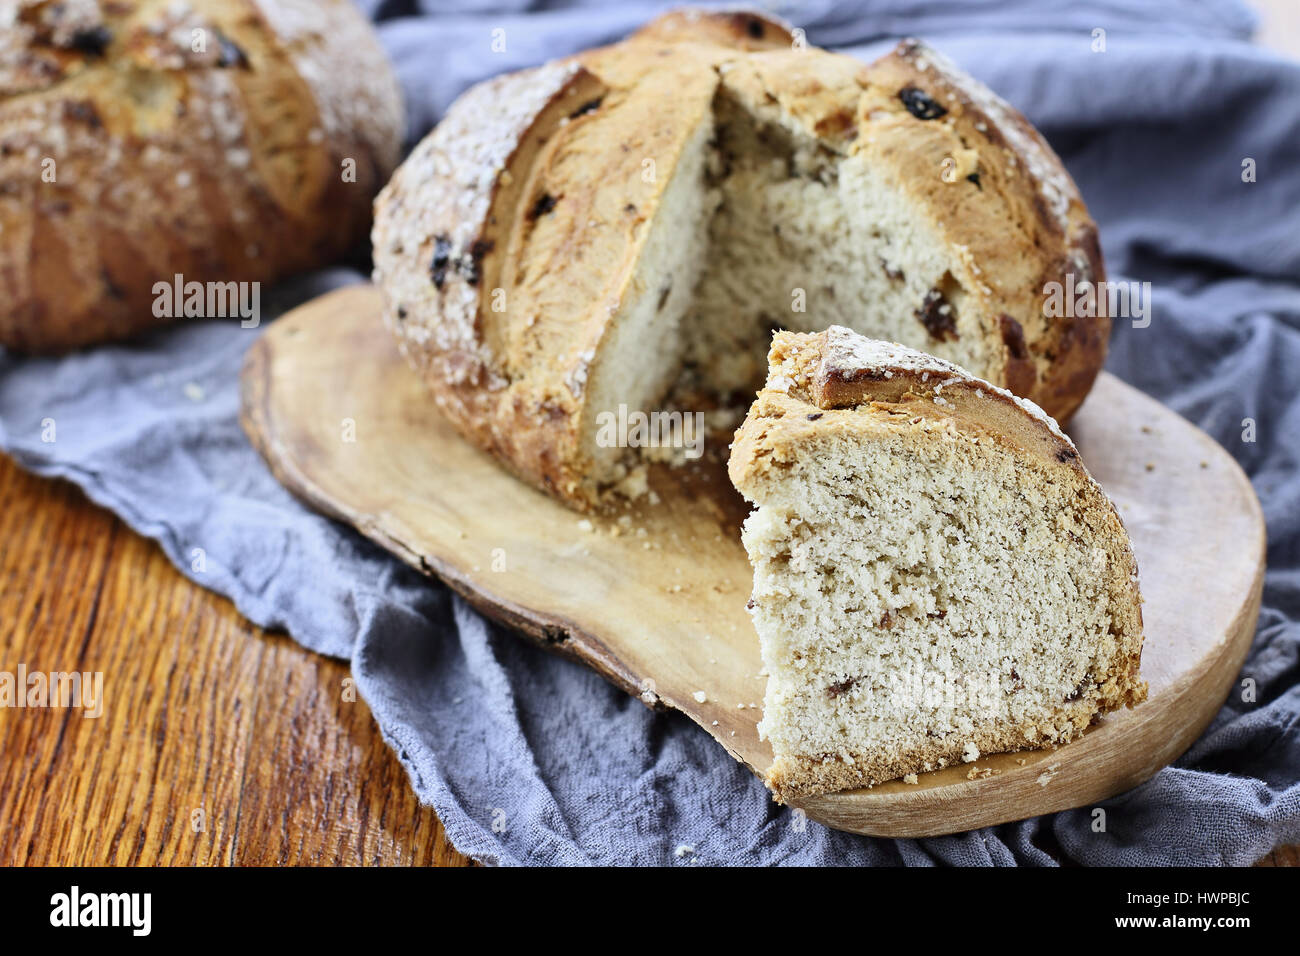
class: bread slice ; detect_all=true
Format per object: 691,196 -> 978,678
728,327 -> 1146,802
373,9 -> 1107,509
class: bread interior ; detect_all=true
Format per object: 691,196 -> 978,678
581,87 -> 996,491
742,419 -> 1122,795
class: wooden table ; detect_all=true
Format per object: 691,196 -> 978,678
3,6 -> 1297,867
0,454 -> 468,865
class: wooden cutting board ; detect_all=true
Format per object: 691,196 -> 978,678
240,284 -> 1265,837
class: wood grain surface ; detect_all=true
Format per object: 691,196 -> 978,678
0,454 -> 470,866
242,284 -> 1266,838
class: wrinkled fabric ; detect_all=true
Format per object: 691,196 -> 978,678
2,0 -> 1298,865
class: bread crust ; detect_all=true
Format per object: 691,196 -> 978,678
864,40 -> 1109,422
0,0 -> 402,351
729,328 -> 1146,801
374,8 -> 1108,509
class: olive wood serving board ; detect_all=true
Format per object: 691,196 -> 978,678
240,285 -> 1265,837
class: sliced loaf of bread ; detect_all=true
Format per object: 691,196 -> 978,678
728,327 -> 1146,802
373,9 -> 1107,510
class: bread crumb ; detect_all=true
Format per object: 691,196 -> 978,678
614,465 -> 650,501
577,518 -> 594,533
674,844 -> 695,858
902,773 -> 919,785
692,690 -> 707,703
962,742 -> 980,762
183,382 -> 204,402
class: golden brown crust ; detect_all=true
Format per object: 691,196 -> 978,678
0,0 -> 402,352
374,8 -> 1108,509
734,326 -> 1091,480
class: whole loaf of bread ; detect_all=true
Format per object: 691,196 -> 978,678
0,0 -> 403,351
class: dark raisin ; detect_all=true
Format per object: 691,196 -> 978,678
396,306 -> 408,321
745,16 -> 764,39
806,412 -> 823,421
915,288 -> 958,341
568,98 -> 602,119
827,677 -> 858,698
899,86 -> 947,120
63,100 -> 102,129
656,282 -> 672,312
460,239 -> 494,286
67,26 -> 112,57
529,192 -> 557,219
966,172 -> 982,189
217,34 -> 250,69
1056,447 -> 1078,463
745,597 -> 756,610
999,313 -> 1028,360
101,268 -> 124,300
429,235 -> 452,288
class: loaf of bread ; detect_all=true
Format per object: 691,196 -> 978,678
0,0 -> 403,351
373,8 -> 1107,509
728,326 -> 1146,801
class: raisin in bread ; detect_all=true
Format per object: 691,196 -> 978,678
373,8 -> 1107,509
728,327 -> 1146,802
0,0 -> 403,351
